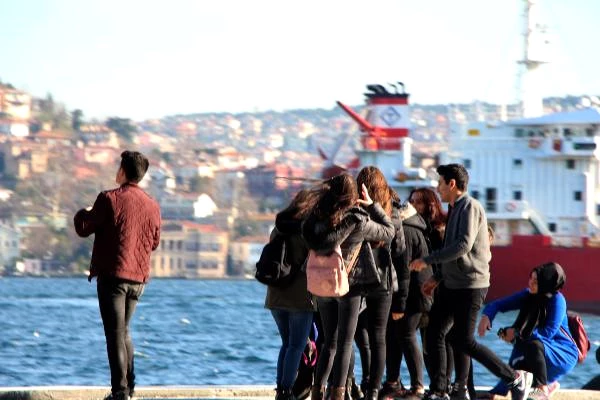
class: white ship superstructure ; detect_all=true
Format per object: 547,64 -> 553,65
443,108 -> 600,246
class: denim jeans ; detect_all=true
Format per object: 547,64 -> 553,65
271,309 -> 314,389
97,277 -> 145,397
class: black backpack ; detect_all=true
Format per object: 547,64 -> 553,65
255,233 -> 296,287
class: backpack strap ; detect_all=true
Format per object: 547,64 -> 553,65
559,325 -> 583,360
345,243 -> 362,274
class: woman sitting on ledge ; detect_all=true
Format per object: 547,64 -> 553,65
477,262 -> 578,400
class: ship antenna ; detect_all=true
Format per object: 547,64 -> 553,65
518,0 -> 550,118
397,82 -> 405,94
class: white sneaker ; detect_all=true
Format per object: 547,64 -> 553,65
510,370 -> 533,400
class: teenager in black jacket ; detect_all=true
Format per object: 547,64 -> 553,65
385,200 -> 432,399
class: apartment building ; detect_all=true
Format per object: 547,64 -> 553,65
152,221 -> 229,278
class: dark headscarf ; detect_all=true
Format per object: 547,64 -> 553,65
512,262 -> 566,339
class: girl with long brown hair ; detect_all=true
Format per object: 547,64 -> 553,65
353,166 -> 404,400
302,173 -> 395,400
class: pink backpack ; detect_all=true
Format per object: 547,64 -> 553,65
306,244 -> 360,297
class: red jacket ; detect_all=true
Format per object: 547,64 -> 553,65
74,182 -> 161,283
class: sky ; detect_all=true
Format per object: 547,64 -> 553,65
1,0 -> 599,120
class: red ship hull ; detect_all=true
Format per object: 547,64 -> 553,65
488,235 -> 600,315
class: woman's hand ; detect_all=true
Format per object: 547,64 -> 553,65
478,315 -> 491,337
356,184 -> 373,206
421,276 -> 439,297
392,312 -> 404,320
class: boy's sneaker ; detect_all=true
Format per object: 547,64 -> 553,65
509,370 -> 533,400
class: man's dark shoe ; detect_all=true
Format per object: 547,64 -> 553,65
103,392 -> 128,400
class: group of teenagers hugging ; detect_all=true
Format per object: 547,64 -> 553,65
264,163 -> 579,400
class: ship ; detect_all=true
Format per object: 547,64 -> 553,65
327,0 -> 600,314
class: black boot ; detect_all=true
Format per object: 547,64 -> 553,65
277,388 -> 296,400
311,386 -> 326,400
365,388 -> 379,400
350,377 -> 364,400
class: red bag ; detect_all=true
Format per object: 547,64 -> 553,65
561,311 -> 591,363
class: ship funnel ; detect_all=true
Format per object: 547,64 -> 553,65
337,83 -> 411,151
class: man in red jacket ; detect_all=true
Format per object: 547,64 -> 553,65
74,150 -> 161,400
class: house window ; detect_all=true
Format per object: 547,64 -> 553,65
464,159 -> 472,169
513,191 -> 522,200
485,188 -> 497,212
597,205 -> 600,216
548,223 -> 557,232
566,159 -> 575,169
471,190 -> 479,200
586,128 -> 595,137
574,191 -> 582,201
513,159 -> 523,167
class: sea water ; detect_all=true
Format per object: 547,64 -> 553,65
0,278 -> 597,388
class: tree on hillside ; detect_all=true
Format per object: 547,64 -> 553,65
40,93 -> 55,116
106,117 -> 137,141
71,109 -> 84,131
35,93 -> 72,132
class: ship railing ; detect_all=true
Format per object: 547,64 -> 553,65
550,235 -> 585,248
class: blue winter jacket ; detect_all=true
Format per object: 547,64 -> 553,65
483,289 -> 578,390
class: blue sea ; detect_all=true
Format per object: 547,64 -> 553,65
0,278 -> 597,388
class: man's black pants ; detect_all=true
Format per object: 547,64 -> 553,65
97,277 -> 145,397
426,284 -> 515,393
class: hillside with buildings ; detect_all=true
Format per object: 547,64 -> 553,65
0,80 -> 597,278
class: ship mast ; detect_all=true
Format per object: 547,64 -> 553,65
518,0 -> 550,118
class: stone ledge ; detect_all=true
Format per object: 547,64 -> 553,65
0,386 -> 598,400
